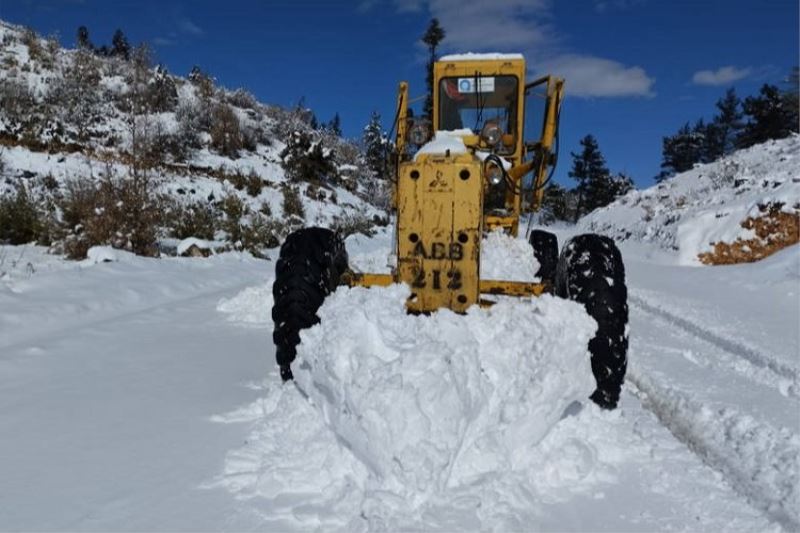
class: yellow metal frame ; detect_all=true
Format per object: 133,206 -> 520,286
346,55 -> 563,314
345,273 -> 547,300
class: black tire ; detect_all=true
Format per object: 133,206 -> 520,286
555,234 -> 628,409
529,229 -> 558,289
272,227 -> 348,381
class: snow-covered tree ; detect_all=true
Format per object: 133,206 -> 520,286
147,65 -> 178,112
50,49 -> 101,142
362,111 -> 388,179
280,130 -> 338,185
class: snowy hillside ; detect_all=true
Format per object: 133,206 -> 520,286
0,20 -> 385,259
578,135 -> 799,265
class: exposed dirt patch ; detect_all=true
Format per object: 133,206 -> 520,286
699,203 -> 799,265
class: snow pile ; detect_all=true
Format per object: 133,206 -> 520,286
345,228 -> 394,274
579,136 -> 800,265
83,246 -> 122,264
216,281 -> 273,326
480,228 -> 540,280
293,283 -> 596,522
414,130 -> 469,159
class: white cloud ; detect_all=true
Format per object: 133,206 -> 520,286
691,66 -> 752,86
390,0 -> 655,98
425,0 -> 551,50
178,18 -> 204,36
536,54 -> 655,98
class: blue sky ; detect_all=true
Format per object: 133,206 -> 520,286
1,0 -> 797,187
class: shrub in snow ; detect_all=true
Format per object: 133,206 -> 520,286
279,130 -> 338,185
57,174 -> 164,259
331,212 -> 378,238
226,88 -> 257,110
0,79 -> 36,134
167,201 -> 216,241
218,193 -> 247,244
240,212 -> 281,256
145,65 -> 178,113
221,167 -> 264,197
0,181 -> 51,245
175,101 -> 204,148
20,27 -> 42,61
210,103 -> 242,158
280,184 -> 305,221
188,65 -> 215,100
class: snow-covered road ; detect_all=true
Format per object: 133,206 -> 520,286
0,234 -> 797,531
0,251 -> 272,530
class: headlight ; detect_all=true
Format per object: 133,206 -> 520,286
480,122 -> 503,146
485,159 -> 504,185
407,121 -> 431,146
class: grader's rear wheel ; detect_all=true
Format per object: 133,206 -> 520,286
555,234 -> 628,409
272,227 -> 348,381
529,229 -> 559,288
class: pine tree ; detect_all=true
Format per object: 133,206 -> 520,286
76,26 -> 92,51
421,18 -> 445,120
326,113 -> 342,136
569,134 -> 612,221
111,29 -> 131,61
362,111 -> 387,179
658,122 -> 704,180
738,84 -> 798,148
707,88 -> 743,159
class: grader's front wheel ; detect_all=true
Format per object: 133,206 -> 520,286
555,234 -> 629,409
271,227 -> 348,381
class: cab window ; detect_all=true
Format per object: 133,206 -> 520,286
438,75 -> 518,153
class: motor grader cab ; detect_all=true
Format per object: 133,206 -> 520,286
272,53 -> 629,410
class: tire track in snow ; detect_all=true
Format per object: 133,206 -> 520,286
628,371 -> 800,531
629,292 -> 799,393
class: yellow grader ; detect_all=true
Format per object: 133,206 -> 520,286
272,53 -> 628,409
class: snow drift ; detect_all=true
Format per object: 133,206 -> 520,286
579,136 -> 800,265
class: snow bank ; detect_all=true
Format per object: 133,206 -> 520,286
579,136 -> 800,265
293,283 -> 596,518
216,281 -> 273,326
480,229 -> 540,280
